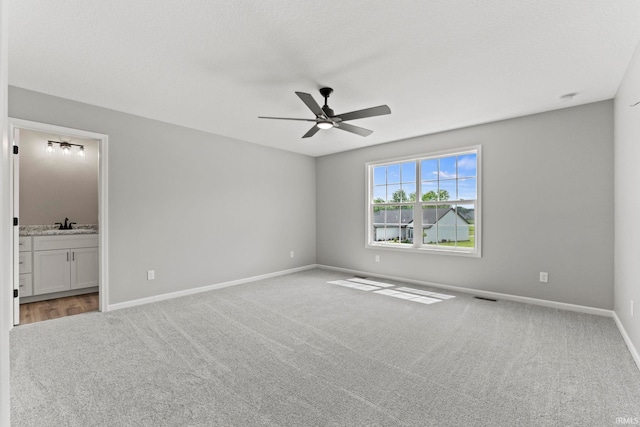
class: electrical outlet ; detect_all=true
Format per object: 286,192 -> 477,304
539,272 -> 548,283
147,270 -> 155,280
290,251 -> 294,258
375,255 -> 380,263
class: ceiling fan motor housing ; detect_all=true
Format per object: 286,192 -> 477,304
320,87 -> 334,117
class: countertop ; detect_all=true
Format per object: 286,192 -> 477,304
19,224 -> 99,237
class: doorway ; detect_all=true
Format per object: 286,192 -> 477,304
9,118 -> 109,325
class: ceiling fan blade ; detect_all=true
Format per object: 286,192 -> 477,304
335,122 -> 373,137
302,125 -> 321,138
335,105 -> 391,122
258,116 -> 316,122
295,92 -> 327,118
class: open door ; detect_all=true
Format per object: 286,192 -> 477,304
11,128 -> 19,325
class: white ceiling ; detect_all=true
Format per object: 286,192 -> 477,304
9,1 -> 640,157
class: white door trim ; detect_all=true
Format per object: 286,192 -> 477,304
11,128 -> 19,324
8,118 -> 109,316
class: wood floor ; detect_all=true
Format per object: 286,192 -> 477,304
19,293 -> 99,325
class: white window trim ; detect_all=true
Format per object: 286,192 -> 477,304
365,145 -> 482,258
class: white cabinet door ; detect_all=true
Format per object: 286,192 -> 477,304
33,249 -> 71,295
19,236 -> 32,252
70,247 -> 99,290
19,274 -> 33,297
18,252 -> 32,274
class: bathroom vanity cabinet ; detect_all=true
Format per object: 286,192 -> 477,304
19,234 -> 98,298
18,237 -> 33,297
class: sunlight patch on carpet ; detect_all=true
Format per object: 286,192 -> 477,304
326,278 -> 455,305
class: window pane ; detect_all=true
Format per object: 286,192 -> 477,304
455,225 -> 472,247
437,226 -> 455,244
439,179 -> 456,201
439,156 -> 456,179
422,205 -> 440,225
457,153 -> 477,178
386,206 -> 401,224
421,159 -> 438,181
402,182 -> 416,201
400,206 -> 414,224
401,162 -> 416,183
386,226 -> 401,241
387,164 -> 401,184
456,204 -> 475,225
372,205 -> 384,219
372,207 -> 381,241
373,166 -> 386,185
387,185 -> 402,202
373,185 -> 386,202
421,181 -> 438,201
458,178 -> 477,200
456,204 -> 474,248
423,223 -> 438,245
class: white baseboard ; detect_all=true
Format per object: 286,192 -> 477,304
317,264 -> 614,317
613,312 -> 640,371
107,264 -> 318,311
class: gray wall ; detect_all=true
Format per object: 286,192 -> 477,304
614,40 -> 640,355
316,101 -> 614,309
19,129 -> 98,225
9,86 -> 316,305
8,86 -> 618,312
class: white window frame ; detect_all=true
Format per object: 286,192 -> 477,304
365,145 -> 481,257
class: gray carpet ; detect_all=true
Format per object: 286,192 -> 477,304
10,269 -> 640,426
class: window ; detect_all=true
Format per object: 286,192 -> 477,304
367,146 -> 480,256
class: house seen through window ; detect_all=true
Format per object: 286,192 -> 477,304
368,146 -> 480,256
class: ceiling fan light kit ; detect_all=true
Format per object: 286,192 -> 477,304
259,87 -> 391,139
316,120 -> 333,129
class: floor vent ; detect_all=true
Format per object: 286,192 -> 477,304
474,296 -> 497,302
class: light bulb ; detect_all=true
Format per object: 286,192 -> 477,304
46,142 -> 54,154
78,146 -> 85,157
61,142 -> 71,155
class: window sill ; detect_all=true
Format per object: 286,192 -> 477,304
366,242 -> 481,258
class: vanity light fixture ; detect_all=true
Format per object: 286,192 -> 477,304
47,140 -> 85,157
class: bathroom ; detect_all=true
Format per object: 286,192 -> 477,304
16,128 -> 99,323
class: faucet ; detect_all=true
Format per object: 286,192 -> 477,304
56,218 -> 76,230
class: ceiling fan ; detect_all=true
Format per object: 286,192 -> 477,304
259,87 -> 391,138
